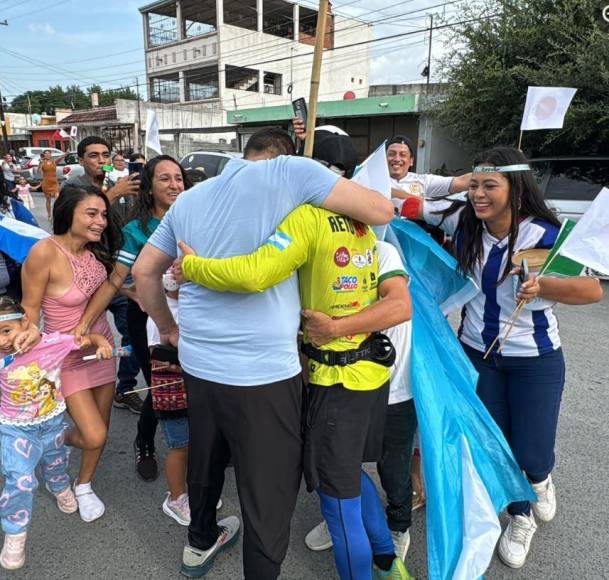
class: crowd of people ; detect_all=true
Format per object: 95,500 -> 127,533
0,123 -> 602,579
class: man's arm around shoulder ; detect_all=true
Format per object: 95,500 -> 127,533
321,178 -> 394,226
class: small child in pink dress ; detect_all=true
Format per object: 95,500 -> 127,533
11,177 -> 39,211
0,297 -> 112,570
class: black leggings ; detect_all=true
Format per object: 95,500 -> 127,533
126,299 -> 158,449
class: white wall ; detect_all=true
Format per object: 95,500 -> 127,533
115,99 -> 232,147
146,33 -> 220,77
416,114 -> 472,175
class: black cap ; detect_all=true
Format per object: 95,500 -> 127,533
386,135 -> 416,158
312,130 -> 358,178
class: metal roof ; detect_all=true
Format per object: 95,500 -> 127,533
227,94 -> 419,124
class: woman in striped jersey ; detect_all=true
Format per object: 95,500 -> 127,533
395,146 -> 603,570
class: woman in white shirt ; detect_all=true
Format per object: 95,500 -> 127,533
399,146 -> 602,570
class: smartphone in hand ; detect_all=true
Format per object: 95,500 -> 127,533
128,161 -> 145,179
292,98 -> 308,126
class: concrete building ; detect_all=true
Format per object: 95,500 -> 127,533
226,84 -> 473,175
139,0 -> 371,114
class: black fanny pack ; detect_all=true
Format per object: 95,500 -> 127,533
302,332 -> 396,368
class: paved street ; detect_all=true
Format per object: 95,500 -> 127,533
5,192 -> 609,579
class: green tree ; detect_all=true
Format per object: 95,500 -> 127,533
9,84 -> 138,115
435,0 -> 609,155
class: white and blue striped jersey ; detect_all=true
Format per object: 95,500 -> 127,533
423,200 -> 561,357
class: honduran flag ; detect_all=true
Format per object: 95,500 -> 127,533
0,216 -> 49,263
387,220 -> 535,580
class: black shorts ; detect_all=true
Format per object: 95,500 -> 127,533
304,381 -> 390,499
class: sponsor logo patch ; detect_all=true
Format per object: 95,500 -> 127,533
351,254 -> 367,269
334,247 -> 350,267
332,276 -> 358,292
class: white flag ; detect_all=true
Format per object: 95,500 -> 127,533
558,187 -> 609,275
58,129 -> 70,139
351,142 -> 392,239
69,125 -> 78,138
520,86 -> 577,131
145,109 -> 163,155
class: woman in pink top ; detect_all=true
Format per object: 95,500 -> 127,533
21,184 -> 122,523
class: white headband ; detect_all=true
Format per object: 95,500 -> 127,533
472,164 -> 531,173
0,313 -> 23,322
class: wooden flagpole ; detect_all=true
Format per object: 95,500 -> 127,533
303,0 -> 330,159
517,130 -> 524,151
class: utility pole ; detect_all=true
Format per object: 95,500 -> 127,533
0,88 -> 10,154
0,18 -> 10,153
135,76 -> 142,151
426,14 -> 433,95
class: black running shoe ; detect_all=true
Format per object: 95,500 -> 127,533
133,439 -> 158,482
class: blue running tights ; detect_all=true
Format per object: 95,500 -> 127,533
318,471 -> 395,580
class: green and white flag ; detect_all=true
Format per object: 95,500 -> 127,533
540,219 -> 585,277
542,188 -> 609,277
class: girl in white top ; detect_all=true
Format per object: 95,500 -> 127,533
399,146 -> 602,570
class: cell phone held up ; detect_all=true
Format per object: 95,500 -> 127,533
292,98 -> 308,126
128,161 -> 145,179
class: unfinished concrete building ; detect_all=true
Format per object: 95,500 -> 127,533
139,0 -> 371,113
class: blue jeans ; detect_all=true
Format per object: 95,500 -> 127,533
0,415 -> 70,534
463,343 -> 566,515
159,417 -> 189,449
107,295 -> 140,394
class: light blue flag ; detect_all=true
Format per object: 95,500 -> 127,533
0,216 -> 49,263
387,220 -> 535,580
351,141 -> 392,240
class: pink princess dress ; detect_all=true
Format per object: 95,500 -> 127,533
15,184 -> 35,210
41,238 -> 115,398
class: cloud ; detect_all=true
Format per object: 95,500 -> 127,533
28,23 -> 56,36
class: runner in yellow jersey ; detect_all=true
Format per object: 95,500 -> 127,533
174,130 -> 413,580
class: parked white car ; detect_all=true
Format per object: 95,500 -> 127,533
18,146 -> 63,159
54,151 -> 84,182
179,151 -> 241,177
20,150 -> 65,182
529,157 -> 609,222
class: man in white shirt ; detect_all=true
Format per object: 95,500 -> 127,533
387,135 -> 471,199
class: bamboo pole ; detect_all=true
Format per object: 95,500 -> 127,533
303,0 -> 330,159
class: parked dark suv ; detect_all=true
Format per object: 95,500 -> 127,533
529,156 -> 609,222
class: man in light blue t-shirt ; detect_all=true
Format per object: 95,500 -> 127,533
133,128 -> 394,579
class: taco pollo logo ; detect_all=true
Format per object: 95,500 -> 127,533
332,276 -> 358,292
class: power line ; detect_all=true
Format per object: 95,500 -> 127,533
0,0 -> 465,88
8,0 -> 72,21
1,0 -> 476,104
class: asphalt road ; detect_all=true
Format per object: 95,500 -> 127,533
5,192 -> 609,579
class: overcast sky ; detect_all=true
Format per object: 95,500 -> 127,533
0,0 -> 459,103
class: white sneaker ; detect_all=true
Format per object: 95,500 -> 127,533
531,475 -> 556,522
391,529 -> 411,562
163,492 -> 190,526
181,516 -> 240,577
305,521 -> 333,552
0,532 -> 27,570
74,482 -> 105,523
498,512 -> 537,569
